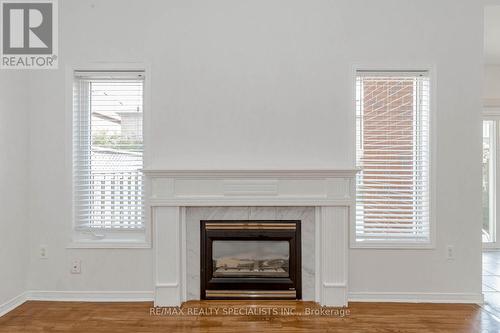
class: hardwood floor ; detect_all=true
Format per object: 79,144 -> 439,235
0,300 -> 497,333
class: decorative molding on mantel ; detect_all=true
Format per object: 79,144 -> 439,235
143,169 -> 359,179
146,169 -> 355,308
144,169 -> 358,207
148,198 -> 352,207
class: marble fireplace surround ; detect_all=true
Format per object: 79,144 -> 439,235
143,170 -> 357,307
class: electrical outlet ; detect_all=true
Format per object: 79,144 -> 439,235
39,245 -> 48,259
71,260 -> 81,274
446,245 -> 455,260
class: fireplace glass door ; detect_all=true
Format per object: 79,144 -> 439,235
212,240 -> 290,278
201,220 -> 301,300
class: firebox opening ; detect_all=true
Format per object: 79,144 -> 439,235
200,220 -> 301,300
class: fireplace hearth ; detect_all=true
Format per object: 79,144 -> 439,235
200,220 -> 302,300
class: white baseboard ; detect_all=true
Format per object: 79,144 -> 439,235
348,292 -> 484,304
28,290 -> 154,302
0,292 -> 28,317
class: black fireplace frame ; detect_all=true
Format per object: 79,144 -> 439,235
200,220 -> 302,300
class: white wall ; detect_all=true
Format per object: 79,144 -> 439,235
485,64 -> 500,105
0,72 -> 29,306
25,0 -> 483,300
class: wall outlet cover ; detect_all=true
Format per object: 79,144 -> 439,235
71,260 -> 81,274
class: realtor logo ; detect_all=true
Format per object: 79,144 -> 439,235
1,0 -> 58,69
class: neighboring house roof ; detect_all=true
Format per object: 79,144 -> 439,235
91,147 -> 142,173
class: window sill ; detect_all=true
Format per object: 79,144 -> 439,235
69,226 -> 150,249
350,242 -> 435,250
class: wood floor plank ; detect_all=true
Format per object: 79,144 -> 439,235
0,301 -> 496,333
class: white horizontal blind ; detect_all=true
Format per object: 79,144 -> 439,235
355,71 -> 430,244
73,71 -> 145,231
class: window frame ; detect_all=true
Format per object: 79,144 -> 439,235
67,63 -> 151,249
483,108 -> 500,250
350,66 -> 436,249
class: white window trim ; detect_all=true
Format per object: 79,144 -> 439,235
483,106 -> 500,250
66,62 -> 152,249
349,65 -> 437,249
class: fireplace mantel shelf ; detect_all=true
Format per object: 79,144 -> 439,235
142,169 -> 359,178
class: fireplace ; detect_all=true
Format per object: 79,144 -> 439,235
145,169 -> 354,307
200,220 -> 302,300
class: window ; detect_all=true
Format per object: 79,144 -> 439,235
483,120 -> 497,245
73,70 -> 146,245
355,70 -> 431,246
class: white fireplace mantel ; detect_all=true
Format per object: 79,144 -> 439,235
143,169 -> 357,307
